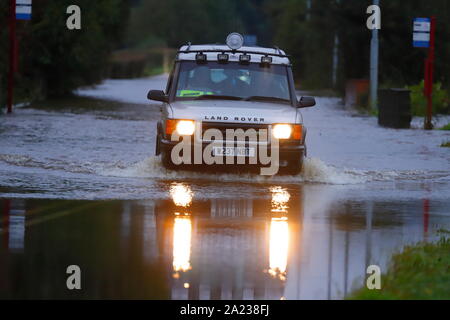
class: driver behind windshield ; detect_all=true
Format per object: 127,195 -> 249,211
179,65 -> 215,97
216,68 -> 250,96
176,61 -> 290,101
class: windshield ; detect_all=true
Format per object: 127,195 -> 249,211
175,61 -> 292,102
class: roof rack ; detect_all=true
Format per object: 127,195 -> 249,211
177,48 -> 289,58
274,46 -> 282,55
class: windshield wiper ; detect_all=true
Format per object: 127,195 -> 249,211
244,96 -> 290,103
194,95 -> 243,101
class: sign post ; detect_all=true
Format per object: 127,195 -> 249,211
369,0 -> 380,112
413,17 -> 436,130
16,0 -> 32,20
6,0 -> 16,114
6,0 -> 31,114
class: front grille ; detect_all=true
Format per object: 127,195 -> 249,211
201,122 -> 269,141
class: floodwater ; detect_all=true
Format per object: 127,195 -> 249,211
0,75 -> 449,299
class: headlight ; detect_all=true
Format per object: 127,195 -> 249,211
272,124 -> 292,139
166,119 -> 195,136
176,120 -> 195,136
272,124 -> 303,140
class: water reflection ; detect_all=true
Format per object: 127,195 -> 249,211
268,217 -> 289,281
268,187 -> 290,281
169,183 -> 194,299
173,215 -> 192,274
1,183 -> 449,299
270,187 -> 290,213
166,184 -> 297,300
170,183 -> 193,208
2,199 -> 26,252
171,183 -> 193,275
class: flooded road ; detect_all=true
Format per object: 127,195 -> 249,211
1,75 -> 450,299
1,185 -> 449,299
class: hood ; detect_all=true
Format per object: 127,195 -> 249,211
169,100 -> 301,124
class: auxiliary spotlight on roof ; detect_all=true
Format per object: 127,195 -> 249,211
195,52 -> 207,63
226,32 -> 244,50
261,55 -> 273,64
239,54 -> 251,64
217,53 -> 229,63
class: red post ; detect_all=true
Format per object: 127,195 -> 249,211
2,200 -> 11,249
6,0 -> 16,114
424,17 -> 436,130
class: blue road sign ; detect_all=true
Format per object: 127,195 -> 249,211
16,0 -> 32,21
243,35 -> 257,47
413,18 -> 430,48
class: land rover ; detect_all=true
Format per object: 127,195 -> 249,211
147,33 -> 316,175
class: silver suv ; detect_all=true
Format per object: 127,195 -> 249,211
147,33 -> 316,175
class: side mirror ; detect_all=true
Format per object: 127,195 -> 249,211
147,90 -> 168,102
297,96 -> 316,108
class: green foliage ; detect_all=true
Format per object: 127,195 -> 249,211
0,0 -> 129,100
3,0 -> 450,101
126,0 -> 274,49
127,0 -> 242,48
349,237 -> 450,300
439,123 -> 450,130
441,141 -> 450,147
143,65 -> 164,77
409,81 -> 450,116
369,108 -> 379,117
268,0 -> 450,92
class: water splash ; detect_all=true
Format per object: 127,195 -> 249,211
99,156 -> 365,185
0,154 -> 95,174
3,152 -> 447,186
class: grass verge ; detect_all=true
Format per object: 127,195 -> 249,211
143,65 -> 164,77
348,235 -> 450,300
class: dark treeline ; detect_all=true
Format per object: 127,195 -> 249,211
271,0 -> 450,91
1,0 -> 450,103
129,0 -> 450,93
0,0 -> 129,101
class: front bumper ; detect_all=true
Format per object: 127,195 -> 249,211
160,138 -> 304,167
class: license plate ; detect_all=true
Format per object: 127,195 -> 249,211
212,147 -> 255,157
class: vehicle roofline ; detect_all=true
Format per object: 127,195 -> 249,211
177,48 -> 289,58
174,59 -> 292,66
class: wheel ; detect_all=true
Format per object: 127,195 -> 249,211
161,148 -> 175,169
283,160 -> 303,175
279,154 -> 303,175
155,134 -> 161,156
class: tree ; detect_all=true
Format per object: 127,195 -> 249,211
0,0 -> 130,100
267,0 -> 450,94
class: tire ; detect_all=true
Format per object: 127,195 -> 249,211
280,154 -> 303,175
161,148 -> 175,169
155,134 -> 161,156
